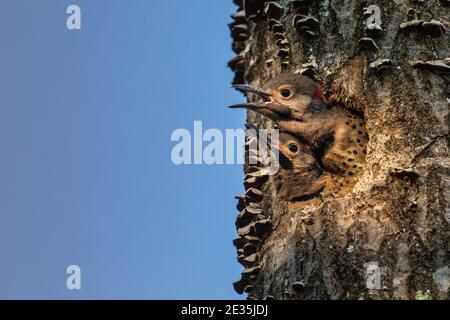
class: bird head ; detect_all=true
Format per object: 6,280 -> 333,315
276,132 -> 321,174
273,132 -> 325,201
230,73 -> 324,121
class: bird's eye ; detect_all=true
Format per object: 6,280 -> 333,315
280,88 -> 292,98
288,143 -> 298,153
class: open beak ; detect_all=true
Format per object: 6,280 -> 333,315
231,84 -> 273,102
229,84 -> 272,110
229,84 -> 293,120
228,102 -> 270,111
229,101 -> 293,119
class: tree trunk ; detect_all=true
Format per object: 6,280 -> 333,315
229,0 -> 450,300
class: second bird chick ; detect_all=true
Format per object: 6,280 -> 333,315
273,132 -> 331,201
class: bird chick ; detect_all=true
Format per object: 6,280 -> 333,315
272,132 -> 331,201
230,73 -> 368,177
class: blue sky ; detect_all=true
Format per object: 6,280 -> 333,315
0,0 -> 246,299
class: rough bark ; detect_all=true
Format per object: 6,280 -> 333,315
230,0 -> 450,300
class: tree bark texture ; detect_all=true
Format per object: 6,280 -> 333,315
229,0 -> 450,300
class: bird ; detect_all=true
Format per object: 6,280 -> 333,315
230,73 -> 368,177
272,131 -> 331,201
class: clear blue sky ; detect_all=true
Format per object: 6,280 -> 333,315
0,0 -> 246,299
